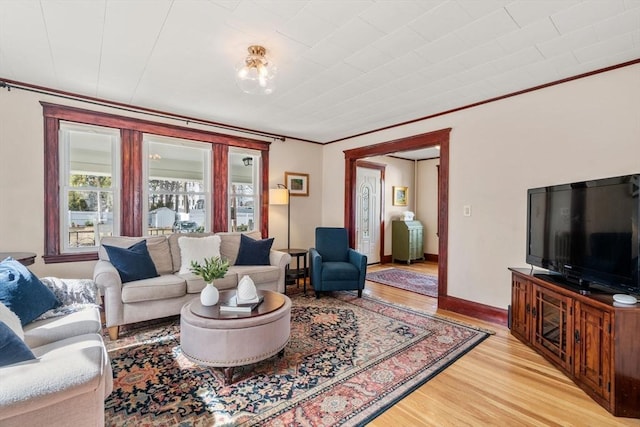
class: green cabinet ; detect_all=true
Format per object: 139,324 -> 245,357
392,220 -> 424,264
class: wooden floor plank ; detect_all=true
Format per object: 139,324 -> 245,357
362,262 -> 640,426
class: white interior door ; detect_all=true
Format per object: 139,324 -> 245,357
356,166 -> 381,264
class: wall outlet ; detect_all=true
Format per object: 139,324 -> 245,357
463,205 -> 472,217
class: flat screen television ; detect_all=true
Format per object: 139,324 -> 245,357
526,173 -> 640,295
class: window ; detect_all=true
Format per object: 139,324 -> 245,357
144,137 -> 211,235
229,150 -> 260,232
59,123 -> 120,252
42,102 -> 270,263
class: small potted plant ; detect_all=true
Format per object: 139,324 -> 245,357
190,256 -> 230,306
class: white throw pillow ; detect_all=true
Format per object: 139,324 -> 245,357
178,235 -> 222,274
0,301 -> 24,340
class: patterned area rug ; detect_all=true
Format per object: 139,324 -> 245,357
104,292 -> 489,426
366,268 -> 438,297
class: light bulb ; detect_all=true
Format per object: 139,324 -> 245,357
258,63 -> 268,77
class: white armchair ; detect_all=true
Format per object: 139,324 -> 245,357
0,278 -> 112,427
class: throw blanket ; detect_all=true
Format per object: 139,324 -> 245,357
36,277 -> 99,320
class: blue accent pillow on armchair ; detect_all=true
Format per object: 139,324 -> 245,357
235,234 -> 274,266
0,321 -> 35,367
103,240 -> 159,283
0,257 -> 61,326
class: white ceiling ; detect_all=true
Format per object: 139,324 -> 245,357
1,0 -> 639,144
391,146 -> 442,161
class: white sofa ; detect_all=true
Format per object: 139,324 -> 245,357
94,231 -> 291,340
0,302 -> 112,427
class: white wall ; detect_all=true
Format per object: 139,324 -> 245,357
416,158 -> 439,256
268,140 -> 323,251
0,90 -> 83,278
320,63 -> 640,310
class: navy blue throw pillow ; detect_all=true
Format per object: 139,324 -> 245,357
0,321 -> 36,367
235,234 -> 274,266
103,240 -> 159,283
0,257 -> 61,326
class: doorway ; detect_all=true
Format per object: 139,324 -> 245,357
355,161 -> 384,264
343,128 -> 451,298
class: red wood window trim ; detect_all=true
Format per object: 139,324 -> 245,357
42,102 -> 271,264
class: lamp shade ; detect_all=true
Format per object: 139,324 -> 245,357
269,188 -> 289,205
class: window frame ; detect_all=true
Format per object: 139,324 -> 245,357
228,148 -> 261,232
143,135 -> 213,235
42,102 -> 271,263
59,122 -> 121,253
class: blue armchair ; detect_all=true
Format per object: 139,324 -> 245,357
309,227 -> 367,298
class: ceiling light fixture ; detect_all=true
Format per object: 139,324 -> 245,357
242,156 -> 253,166
235,45 -> 277,95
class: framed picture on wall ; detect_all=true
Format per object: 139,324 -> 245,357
393,186 -> 408,206
285,172 -> 309,196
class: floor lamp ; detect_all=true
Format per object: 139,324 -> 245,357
269,184 -> 290,251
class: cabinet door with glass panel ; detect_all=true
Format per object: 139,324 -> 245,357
532,284 -> 574,372
228,150 -> 260,232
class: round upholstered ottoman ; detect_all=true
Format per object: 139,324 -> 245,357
180,290 -> 291,384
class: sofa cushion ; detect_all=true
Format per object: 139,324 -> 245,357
0,258 -> 61,326
23,307 -> 101,348
99,236 -> 173,275
0,321 -> 35,367
18,333 -> 108,400
167,232 -> 214,274
121,274 -> 187,303
235,234 -> 274,266
321,261 -> 360,281
103,240 -> 159,283
177,271 -> 239,293
0,301 -> 23,340
218,231 -> 262,265
177,235 -> 222,274
229,265 -> 281,285
145,237 -> 174,275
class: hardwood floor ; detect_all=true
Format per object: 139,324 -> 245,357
363,262 -> 640,427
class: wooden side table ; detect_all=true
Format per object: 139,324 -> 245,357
0,252 -> 36,266
277,248 -> 308,294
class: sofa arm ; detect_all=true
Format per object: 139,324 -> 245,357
0,334 -> 110,423
269,250 -> 291,293
93,260 -> 123,328
93,259 -> 121,290
269,249 -> 291,269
